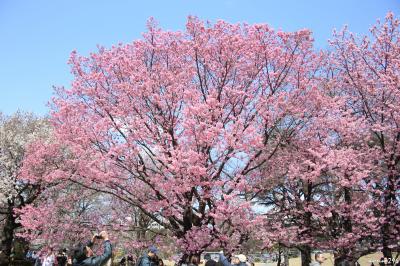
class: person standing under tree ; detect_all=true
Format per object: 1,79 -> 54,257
72,231 -> 112,266
310,253 -> 327,266
136,246 -> 159,266
219,251 -> 247,266
204,254 -> 216,266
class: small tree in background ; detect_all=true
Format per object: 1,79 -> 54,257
0,112 -> 50,264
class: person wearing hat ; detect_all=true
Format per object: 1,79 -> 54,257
219,251 -> 247,266
137,246 -> 159,266
72,231 -> 112,266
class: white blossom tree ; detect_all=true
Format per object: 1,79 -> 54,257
0,111 -> 50,263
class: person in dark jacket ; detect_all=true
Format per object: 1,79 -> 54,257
137,246 -> 159,266
119,256 -> 126,266
151,254 -> 160,266
127,255 -> 134,266
72,231 -> 112,266
204,254 -> 217,266
219,251 -> 247,266
57,248 -> 68,266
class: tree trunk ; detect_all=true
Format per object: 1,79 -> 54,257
380,162 -> 397,262
276,245 -> 282,266
330,189 -> 357,266
380,211 -> 393,260
299,182 -> 312,266
179,254 -> 190,266
300,246 -> 311,266
283,248 -> 289,266
1,205 -> 17,265
277,245 -> 289,266
334,256 -> 346,266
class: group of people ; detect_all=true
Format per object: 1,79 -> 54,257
26,248 -> 70,266
25,231 -> 111,266
178,251 -> 249,266
26,231 -> 399,266
26,231 -> 162,266
218,252 -> 248,266
23,234 -> 282,266
26,230 -> 252,266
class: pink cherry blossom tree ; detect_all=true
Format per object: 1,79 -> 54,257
17,141 -> 163,257
329,12 -> 400,262
256,83 -> 376,266
20,17 -> 319,261
259,12 -> 400,266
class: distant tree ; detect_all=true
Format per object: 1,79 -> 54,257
329,12 -> 400,262
0,112 -> 50,263
259,12 -> 400,266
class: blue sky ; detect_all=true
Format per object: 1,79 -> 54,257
0,0 -> 399,115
